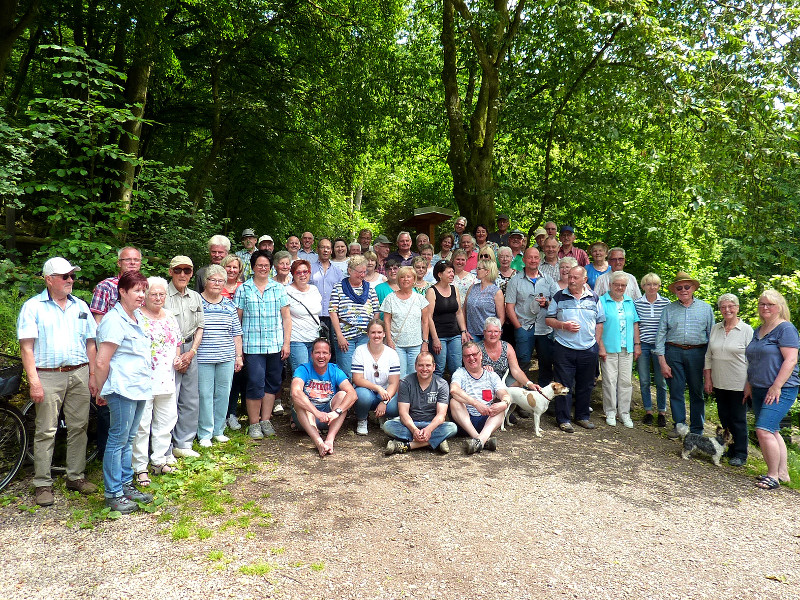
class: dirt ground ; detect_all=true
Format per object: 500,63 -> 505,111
2,388 -> 800,600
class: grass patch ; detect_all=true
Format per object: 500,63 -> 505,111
310,561 -> 325,572
239,561 -> 275,576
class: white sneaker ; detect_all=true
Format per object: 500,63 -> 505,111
213,434 -> 230,443
198,438 -> 212,448
173,447 -> 200,458
260,420 -> 276,437
248,424 -> 264,440
605,414 -> 617,427
273,403 -> 284,416
356,419 -> 368,435
226,414 -> 242,430
620,414 -> 634,428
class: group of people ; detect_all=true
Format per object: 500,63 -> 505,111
18,217 -> 799,513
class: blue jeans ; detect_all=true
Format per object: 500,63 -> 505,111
381,417 -> 457,450
751,386 -> 799,432
664,345 -> 706,433
552,342 -> 598,424
514,326 -> 536,368
290,341 -> 315,374
433,335 -> 463,376
395,345 -> 421,378
534,334 -> 555,386
336,333 -> 368,379
197,361 -> 235,439
354,387 -> 399,420
637,342 -> 667,412
103,393 -> 146,498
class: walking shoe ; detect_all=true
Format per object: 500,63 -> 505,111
465,438 -> 483,455
437,439 -> 450,454
213,434 -> 230,443
248,423 -> 264,439
559,422 -> 575,433
122,483 -> 154,504
657,413 -> 667,428
226,414 -> 242,430
642,413 -> 654,425
605,414 -> 617,427
272,402 -> 285,416
65,478 -> 98,495
198,438 -> 212,448
356,419 -> 369,435
729,457 -> 746,467
576,419 -> 596,429
173,447 -> 200,458
483,437 -> 497,452
385,440 -> 410,455
667,427 -> 681,439
165,454 -> 177,466
620,415 -> 634,429
260,420 -> 276,437
34,486 -> 55,507
106,495 -> 139,514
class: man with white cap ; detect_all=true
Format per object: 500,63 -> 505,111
236,228 -> 258,280
18,258 -> 99,506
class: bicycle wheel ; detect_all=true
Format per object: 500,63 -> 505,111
0,403 -> 27,491
22,400 -> 98,472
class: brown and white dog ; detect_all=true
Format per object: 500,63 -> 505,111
501,379 -> 569,436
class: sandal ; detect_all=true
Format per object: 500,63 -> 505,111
755,476 -> 780,490
151,463 -> 174,475
135,471 -> 151,487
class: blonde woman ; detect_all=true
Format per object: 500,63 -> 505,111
381,266 -> 431,377
464,258 -> 504,342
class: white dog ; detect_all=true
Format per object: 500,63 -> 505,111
501,379 -> 570,436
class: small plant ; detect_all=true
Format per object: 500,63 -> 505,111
310,561 -> 325,572
207,550 -> 224,561
239,561 -> 273,576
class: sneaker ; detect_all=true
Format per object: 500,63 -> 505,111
576,419 -> 596,429
729,457 -> 746,467
248,424 -> 264,440
213,434 -> 230,443
106,495 -> 139,514
667,427 -> 681,439
657,413 -> 667,428
559,422 -> 575,433
198,438 -> 212,448
465,438 -> 483,455
620,415 -> 634,429
260,420 -> 276,437
226,414 -> 242,431
385,440 -> 410,455
605,414 -> 617,427
272,403 -> 284,416
122,483 -> 153,504
173,447 -> 200,458
437,439 -> 450,454
165,454 -> 177,466
483,437 -> 497,452
34,486 -> 54,507
642,413 -> 654,425
356,419 -> 369,436
65,478 -> 98,495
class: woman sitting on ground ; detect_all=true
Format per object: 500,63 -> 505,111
351,318 -> 401,435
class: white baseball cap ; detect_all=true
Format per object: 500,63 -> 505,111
42,257 -> 81,276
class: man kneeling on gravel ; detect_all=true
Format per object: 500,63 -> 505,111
382,352 -> 456,455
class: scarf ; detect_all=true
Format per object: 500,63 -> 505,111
341,277 -> 370,305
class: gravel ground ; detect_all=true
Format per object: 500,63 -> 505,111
2,390 -> 799,600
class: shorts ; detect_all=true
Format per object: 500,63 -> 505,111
456,413 -> 488,436
291,400 -> 332,431
244,353 -> 283,399
751,386 -> 798,433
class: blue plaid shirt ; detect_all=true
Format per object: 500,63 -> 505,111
654,298 -> 714,355
234,278 -> 289,354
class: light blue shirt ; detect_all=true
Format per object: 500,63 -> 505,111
599,293 -> 640,353
311,261 -> 344,315
548,287 -> 606,350
297,250 -> 319,264
234,278 -> 289,354
654,298 -> 714,355
97,303 -> 152,401
505,271 -> 559,334
17,289 -> 96,368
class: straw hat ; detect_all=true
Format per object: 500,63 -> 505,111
668,271 -> 700,294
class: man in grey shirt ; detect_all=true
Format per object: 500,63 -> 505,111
381,352 -> 456,455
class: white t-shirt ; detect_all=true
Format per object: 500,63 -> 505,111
380,292 -> 429,347
451,367 -> 507,417
351,344 -> 401,388
286,285 -> 323,343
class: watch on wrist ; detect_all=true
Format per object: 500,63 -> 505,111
334,408 -> 343,415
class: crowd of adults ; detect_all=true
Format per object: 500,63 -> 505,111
18,216 -> 799,512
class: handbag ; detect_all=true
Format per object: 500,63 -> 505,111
287,292 -> 330,340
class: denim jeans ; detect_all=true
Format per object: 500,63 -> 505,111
751,386 -> 799,433
534,334 -> 555,386
381,417 -> 457,450
290,341 -> 315,374
103,392 -> 146,498
354,387 -> 399,420
714,388 -> 748,459
395,345 -> 421,378
197,360 -> 235,439
664,345 -> 706,433
514,326 -> 536,368
552,342 -> 598,424
433,335 -> 463,377
637,342 -> 667,412
336,333 -> 368,379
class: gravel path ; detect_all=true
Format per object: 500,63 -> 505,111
2,397 -> 799,600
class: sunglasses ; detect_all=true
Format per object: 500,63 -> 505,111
674,284 -> 693,291
172,267 -> 193,275
480,254 -> 491,259
59,273 -> 76,281
373,362 -> 380,378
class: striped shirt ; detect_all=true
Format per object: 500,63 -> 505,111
654,298 -> 714,355
594,271 -> 642,300
451,367 -> 507,418
197,297 -> 243,363
634,294 -> 671,344
17,289 -> 96,368
89,276 -> 119,316
539,261 -> 559,282
234,278 -> 289,354
328,282 -> 379,341
548,287 -> 606,350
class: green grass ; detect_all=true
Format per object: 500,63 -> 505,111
239,561 -> 274,576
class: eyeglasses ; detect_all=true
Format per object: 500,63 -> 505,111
758,302 -> 777,309
254,264 -> 271,270
373,362 -> 380,378
148,292 -> 166,298
675,284 -> 693,291
59,273 -> 76,281
480,254 -> 491,259
463,352 -> 481,360
294,269 -> 310,276
609,257 -> 625,262
119,257 -> 141,263
172,267 -> 193,275
207,278 -> 225,285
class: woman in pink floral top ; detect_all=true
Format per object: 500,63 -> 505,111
131,276 -> 182,485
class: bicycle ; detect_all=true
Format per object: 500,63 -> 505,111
21,399 -> 99,471
0,355 -> 27,492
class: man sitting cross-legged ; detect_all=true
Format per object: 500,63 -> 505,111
449,341 -> 511,454
382,352 -> 457,455
290,338 -> 356,457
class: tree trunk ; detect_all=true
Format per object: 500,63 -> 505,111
6,18 -> 39,115
0,0 -> 39,90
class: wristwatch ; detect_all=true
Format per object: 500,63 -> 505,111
383,399 -> 390,405
334,408 -> 343,415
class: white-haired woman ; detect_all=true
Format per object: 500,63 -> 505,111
556,256 -> 578,290
464,258 -> 504,342
479,317 -> 539,390
495,246 -> 516,295
272,250 -> 293,286
703,293 -> 753,467
634,273 -> 670,426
